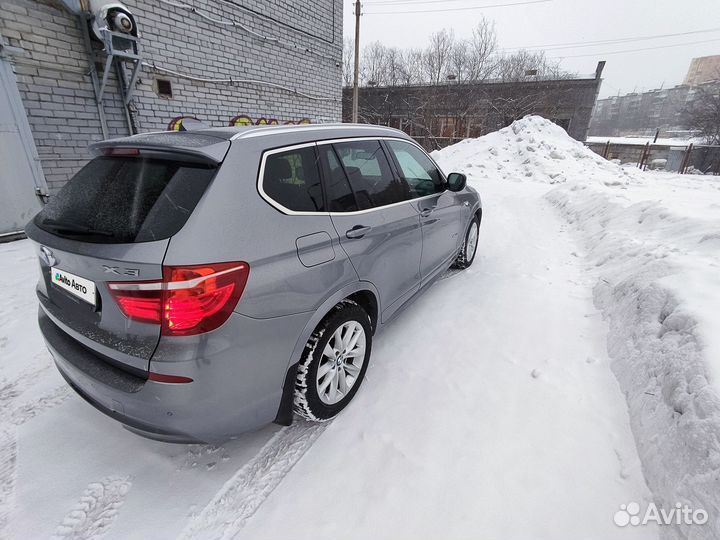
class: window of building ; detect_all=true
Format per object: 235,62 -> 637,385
263,147 -> 324,212
155,79 -> 173,99
332,140 -> 403,210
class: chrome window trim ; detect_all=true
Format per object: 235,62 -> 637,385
231,124 -> 394,140
257,136 -> 447,217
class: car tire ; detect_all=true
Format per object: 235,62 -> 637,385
293,300 -> 372,421
452,215 -> 480,269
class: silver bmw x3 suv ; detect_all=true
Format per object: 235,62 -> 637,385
26,124 -> 482,443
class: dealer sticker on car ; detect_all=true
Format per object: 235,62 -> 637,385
51,267 -> 96,305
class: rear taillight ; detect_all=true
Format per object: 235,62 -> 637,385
108,262 -> 249,336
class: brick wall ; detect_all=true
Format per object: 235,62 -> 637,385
0,0 -> 342,193
343,74 -> 602,149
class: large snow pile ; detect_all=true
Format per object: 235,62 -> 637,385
432,114 -> 643,186
436,117 -> 720,539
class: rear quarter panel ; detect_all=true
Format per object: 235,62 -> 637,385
162,136 -> 359,320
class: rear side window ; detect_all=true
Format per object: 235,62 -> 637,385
333,140 -> 403,210
320,146 -> 358,212
386,140 -> 445,198
263,146 -> 324,212
35,157 -> 216,243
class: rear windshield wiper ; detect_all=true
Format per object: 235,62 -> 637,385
42,218 -> 114,237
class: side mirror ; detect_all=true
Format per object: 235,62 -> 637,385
447,172 -> 467,192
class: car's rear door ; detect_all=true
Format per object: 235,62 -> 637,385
384,139 -> 462,282
319,139 -> 422,321
26,151 -> 220,373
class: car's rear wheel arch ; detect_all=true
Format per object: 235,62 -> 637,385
293,300 -> 373,421
274,283 -> 380,426
346,290 -> 378,334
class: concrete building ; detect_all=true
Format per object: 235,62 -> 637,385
589,85 -> 696,138
684,55 -> 720,86
342,62 -> 605,149
589,55 -> 720,138
0,0 -> 342,235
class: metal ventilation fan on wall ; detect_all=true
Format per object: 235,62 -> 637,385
86,0 -> 142,104
58,0 -> 143,121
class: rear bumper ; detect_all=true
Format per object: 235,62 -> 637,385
39,305 -> 310,443
56,363 -> 200,443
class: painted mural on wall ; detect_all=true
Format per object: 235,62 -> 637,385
168,115 -> 311,131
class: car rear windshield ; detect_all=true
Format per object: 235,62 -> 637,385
35,156 -> 217,243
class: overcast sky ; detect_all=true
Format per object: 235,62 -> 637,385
342,0 -> 720,98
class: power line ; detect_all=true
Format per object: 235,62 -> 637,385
503,26 -> 720,52
549,37 -> 720,59
364,0 -> 550,15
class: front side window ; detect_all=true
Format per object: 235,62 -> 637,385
386,140 -> 445,198
263,146 -> 324,212
333,140 -> 403,209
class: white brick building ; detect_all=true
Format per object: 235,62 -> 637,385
0,0 -> 342,233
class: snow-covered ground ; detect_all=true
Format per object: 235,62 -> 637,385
1,115 -> 717,539
434,116 -> 720,539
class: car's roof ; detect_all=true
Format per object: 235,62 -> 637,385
92,124 -> 414,163
106,123 -> 411,144
187,123 -> 411,142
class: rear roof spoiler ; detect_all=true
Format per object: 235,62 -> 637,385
90,132 -> 230,165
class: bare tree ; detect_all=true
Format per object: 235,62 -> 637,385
355,20 -> 569,88
362,41 -> 388,86
449,40 -> 470,82
423,29 -> 455,84
468,18 -> 498,81
494,49 -> 564,82
342,37 -> 354,87
685,81 -> 720,144
384,46 -> 405,87
402,48 -> 424,85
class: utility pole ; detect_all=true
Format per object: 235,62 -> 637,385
352,0 -> 361,123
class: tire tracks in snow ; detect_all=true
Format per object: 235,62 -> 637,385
0,365 -> 51,413
5,385 -> 71,427
179,420 -> 329,540
50,476 -> 132,540
0,363 -> 71,427
0,367 -> 72,539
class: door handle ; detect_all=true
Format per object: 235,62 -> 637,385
420,207 -> 435,218
346,225 -> 372,239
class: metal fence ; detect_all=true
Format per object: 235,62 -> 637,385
585,141 -> 720,175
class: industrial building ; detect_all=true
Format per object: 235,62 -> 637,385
342,62 -> 605,149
